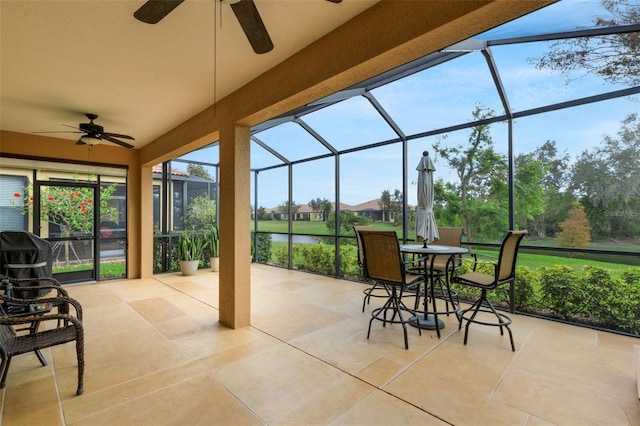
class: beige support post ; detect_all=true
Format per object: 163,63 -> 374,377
139,165 -> 154,278
218,122 -> 251,328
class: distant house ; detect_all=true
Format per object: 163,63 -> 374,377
256,198 -> 408,223
344,199 -> 385,221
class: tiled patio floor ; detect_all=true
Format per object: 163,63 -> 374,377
1,264 -> 639,425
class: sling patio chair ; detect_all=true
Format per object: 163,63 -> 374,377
354,226 -> 389,312
429,226 -> 464,313
359,230 -> 424,349
451,230 -> 527,351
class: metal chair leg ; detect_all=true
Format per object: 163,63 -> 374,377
0,356 -> 11,388
367,286 -> 416,349
458,289 -> 515,351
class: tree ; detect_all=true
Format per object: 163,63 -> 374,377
570,113 -> 640,239
433,179 -> 463,227
433,105 -> 507,241
326,210 -> 370,235
531,1 -> 640,86
12,178 -> 118,265
187,163 -> 213,180
379,190 -> 391,223
557,201 -> 591,248
278,200 -> 300,218
523,141 -> 573,238
256,206 -> 271,221
379,189 -> 403,225
308,197 -> 332,221
185,194 -> 216,230
390,189 -> 404,226
514,154 -> 547,235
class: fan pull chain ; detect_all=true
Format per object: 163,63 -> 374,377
87,144 -> 93,182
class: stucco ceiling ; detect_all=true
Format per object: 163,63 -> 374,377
0,0 -> 377,149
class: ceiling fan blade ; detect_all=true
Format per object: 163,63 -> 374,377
33,131 -> 82,134
103,132 -> 135,141
230,0 -> 273,54
325,0 -> 342,3
102,135 -> 135,149
134,0 -> 185,24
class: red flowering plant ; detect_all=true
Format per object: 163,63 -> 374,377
12,177 -> 118,240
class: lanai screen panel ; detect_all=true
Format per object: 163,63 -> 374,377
491,39 -> 636,114
303,96 -> 399,151
251,139 -> 286,170
257,122 -> 331,162
371,51 -> 505,136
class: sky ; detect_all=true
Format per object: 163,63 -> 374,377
177,0 -> 640,209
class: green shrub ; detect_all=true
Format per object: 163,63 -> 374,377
618,271 -> 640,333
296,243 -> 336,275
580,266 -> 640,333
185,195 -> 216,229
622,269 -> 640,286
493,265 -> 537,310
252,233 -> 272,263
538,265 -> 582,320
339,245 -> 361,279
272,245 -> 289,266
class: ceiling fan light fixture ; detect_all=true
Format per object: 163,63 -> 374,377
80,135 -> 102,145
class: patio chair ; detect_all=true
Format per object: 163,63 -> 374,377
354,226 -> 389,312
406,227 -> 464,319
430,226 -> 464,312
0,276 -> 84,395
451,230 -> 527,351
359,230 -> 424,349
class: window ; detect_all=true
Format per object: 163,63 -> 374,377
0,174 -> 28,232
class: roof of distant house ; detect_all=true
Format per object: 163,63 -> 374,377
152,164 -> 189,177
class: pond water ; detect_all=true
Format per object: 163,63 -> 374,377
268,234 -> 322,244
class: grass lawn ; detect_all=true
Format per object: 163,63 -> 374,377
255,220 -> 402,235
471,248 -> 635,277
53,261 -> 126,279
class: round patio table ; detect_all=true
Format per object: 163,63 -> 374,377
400,244 -> 468,338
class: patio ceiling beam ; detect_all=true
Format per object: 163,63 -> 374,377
307,88 -> 366,106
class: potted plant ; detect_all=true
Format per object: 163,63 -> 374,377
206,224 -> 219,272
176,231 -> 204,276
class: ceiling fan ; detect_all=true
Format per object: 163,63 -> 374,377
133,0 -> 342,55
35,113 -> 135,149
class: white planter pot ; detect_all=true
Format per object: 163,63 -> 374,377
210,257 -> 219,272
179,260 -> 199,276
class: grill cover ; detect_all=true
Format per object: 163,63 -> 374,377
0,231 -> 53,297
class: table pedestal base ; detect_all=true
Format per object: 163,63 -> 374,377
409,315 -> 445,330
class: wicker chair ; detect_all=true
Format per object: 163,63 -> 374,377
0,276 -> 84,395
359,230 -> 424,349
354,226 -> 389,312
452,230 -> 527,351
